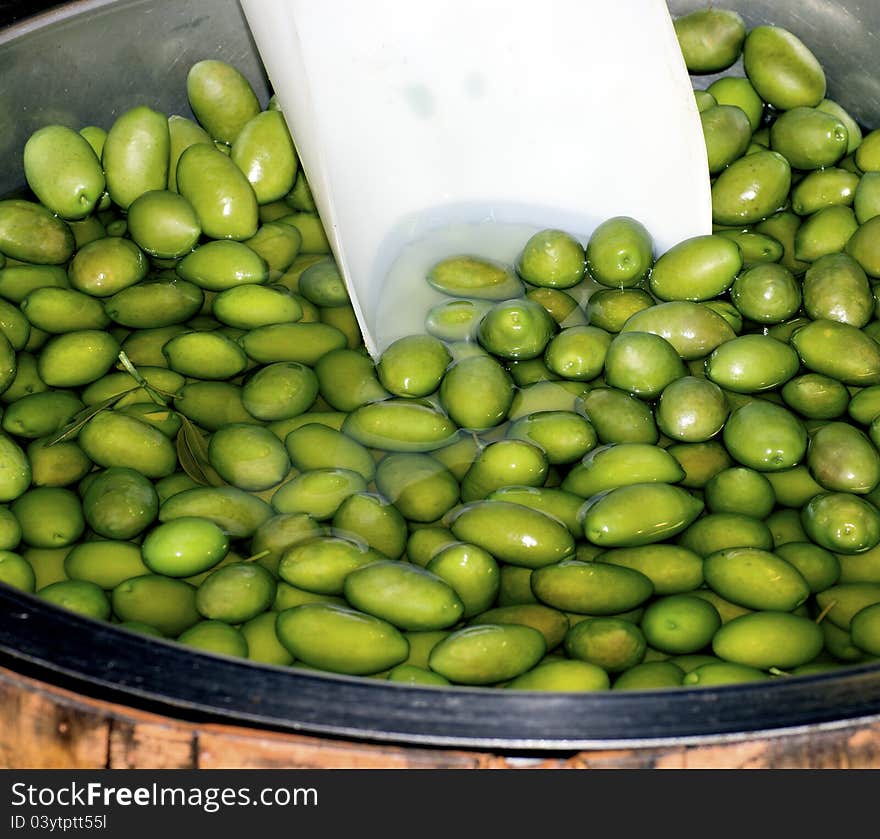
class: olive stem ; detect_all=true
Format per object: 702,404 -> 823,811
242,549 -> 272,564
117,350 -> 168,407
814,600 -> 838,625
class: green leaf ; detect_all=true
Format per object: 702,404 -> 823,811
45,388 -> 140,447
146,383 -> 183,402
116,349 -> 174,406
175,416 -> 227,487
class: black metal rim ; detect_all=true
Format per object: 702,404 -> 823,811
3,587 -> 880,751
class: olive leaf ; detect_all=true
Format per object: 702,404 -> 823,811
146,384 -> 184,402
175,415 -> 227,487
116,349 -> 175,406
45,387 -> 141,446
116,351 -> 222,486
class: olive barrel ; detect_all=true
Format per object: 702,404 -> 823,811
1,0 -> 880,767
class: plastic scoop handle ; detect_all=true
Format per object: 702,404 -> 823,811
241,0 -> 712,357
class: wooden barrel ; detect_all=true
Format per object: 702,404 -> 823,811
3,664 -> 880,769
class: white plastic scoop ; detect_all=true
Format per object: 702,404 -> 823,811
240,0 -> 712,357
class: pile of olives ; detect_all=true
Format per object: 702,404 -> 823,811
1,7 -> 880,692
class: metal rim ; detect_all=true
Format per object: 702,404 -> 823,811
0,0 -> 120,45
3,587 -> 880,751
